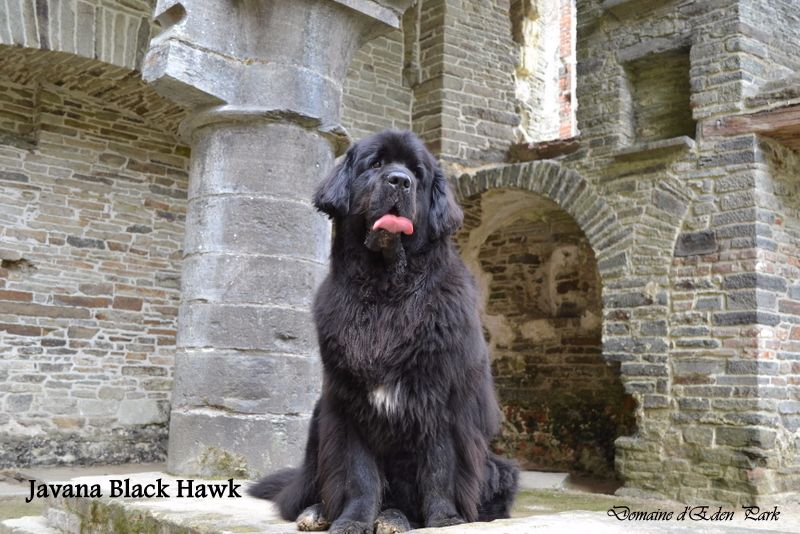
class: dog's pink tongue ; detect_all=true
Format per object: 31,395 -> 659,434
372,214 -> 414,235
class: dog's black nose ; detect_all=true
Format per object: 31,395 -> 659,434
386,172 -> 412,191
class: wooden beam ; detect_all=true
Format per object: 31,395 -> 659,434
702,103 -> 800,137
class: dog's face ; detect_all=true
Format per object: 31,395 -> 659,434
314,130 -> 463,258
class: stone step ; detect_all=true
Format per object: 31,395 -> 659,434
30,470 -> 800,534
41,472 -> 298,534
0,515 -> 59,534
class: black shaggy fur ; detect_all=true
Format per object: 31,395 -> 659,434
249,130 -> 518,533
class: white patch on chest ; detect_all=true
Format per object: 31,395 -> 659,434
369,384 -> 402,415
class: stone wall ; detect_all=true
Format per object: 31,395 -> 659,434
510,0 -> 576,143
443,0 -> 799,505
404,0 -> 518,171
0,74 -> 188,467
456,189 -> 634,476
342,31 -> 412,141
756,140 -> 800,495
623,48 -> 695,143
739,0 -> 800,88
0,0 -> 154,72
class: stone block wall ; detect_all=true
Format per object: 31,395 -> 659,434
0,75 -> 188,467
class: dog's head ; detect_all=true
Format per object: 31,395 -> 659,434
314,130 -> 463,258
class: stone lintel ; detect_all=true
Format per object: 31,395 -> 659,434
612,135 -> 696,162
509,137 -> 581,162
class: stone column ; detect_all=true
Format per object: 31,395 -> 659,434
142,0 -> 412,476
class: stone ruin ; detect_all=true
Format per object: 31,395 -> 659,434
0,0 -> 799,506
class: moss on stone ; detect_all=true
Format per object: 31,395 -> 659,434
0,496 -> 44,521
511,489 -> 628,516
198,446 -> 250,479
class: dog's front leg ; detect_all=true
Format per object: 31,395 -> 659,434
417,435 -> 466,528
318,406 -> 381,534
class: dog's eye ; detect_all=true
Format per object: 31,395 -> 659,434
371,160 -> 383,169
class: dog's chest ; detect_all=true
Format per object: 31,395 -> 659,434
336,296 -> 422,363
368,383 -> 403,415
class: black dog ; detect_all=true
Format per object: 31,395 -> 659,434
249,130 -> 518,533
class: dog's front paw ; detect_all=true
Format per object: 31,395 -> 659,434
297,503 -> 330,531
374,509 -> 411,534
330,519 -> 372,534
425,514 -> 465,528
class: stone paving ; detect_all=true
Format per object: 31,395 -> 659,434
1,467 -> 799,533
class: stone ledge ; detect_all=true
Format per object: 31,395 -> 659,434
0,515 -> 58,534
612,136 -> 696,162
508,137 -> 580,162
42,472 -> 294,534
601,0 -> 665,17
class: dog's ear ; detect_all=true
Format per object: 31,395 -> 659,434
314,148 -> 354,219
429,166 -> 463,241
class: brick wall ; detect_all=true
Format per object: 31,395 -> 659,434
0,78 -> 188,467
341,31 -> 412,141
456,189 -> 634,476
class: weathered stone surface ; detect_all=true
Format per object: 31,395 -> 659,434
716,426 -> 777,449
181,255 -> 327,309
674,231 -> 717,257
171,351 -> 321,415
177,303 -> 316,354
166,410 -> 311,477
145,0 -> 413,479
188,122 -> 334,201
183,196 -> 330,261
117,400 -> 169,426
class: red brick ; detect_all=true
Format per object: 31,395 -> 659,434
148,328 -> 176,336
778,299 -> 800,316
53,295 -> 111,308
0,302 -> 91,319
790,326 -> 800,340
0,323 -> 43,336
113,296 -> 143,311
0,289 -> 33,302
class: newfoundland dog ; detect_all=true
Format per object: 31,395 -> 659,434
249,130 -> 518,533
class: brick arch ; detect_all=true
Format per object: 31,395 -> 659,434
0,45 -> 185,135
0,0 -> 155,71
453,160 -> 631,274
453,160 -> 677,490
